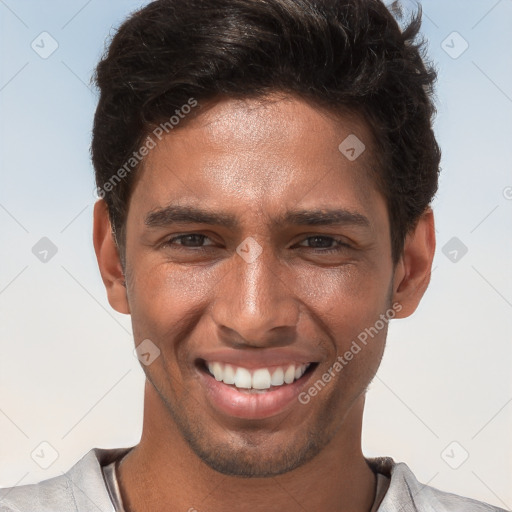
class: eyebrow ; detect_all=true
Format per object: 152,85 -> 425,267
144,204 -> 370,230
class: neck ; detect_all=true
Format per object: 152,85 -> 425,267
118,381 -> 376,512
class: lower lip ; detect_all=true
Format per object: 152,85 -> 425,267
197,365 -> 315,420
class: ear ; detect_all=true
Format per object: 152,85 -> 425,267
391,208 -> 436,318
93,199 -> 130,314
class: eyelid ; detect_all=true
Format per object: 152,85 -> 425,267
294,233 -> 353,246
295,235 -> 353,251
162,233 -> 353,253
164,233 -> 216,246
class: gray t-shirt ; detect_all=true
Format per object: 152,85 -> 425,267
102,460 -> 126,512
0,447 -> 506,512
102,458 -> 390,512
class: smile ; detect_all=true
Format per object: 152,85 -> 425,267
196,358 -> 318,420
206,361 -> 311,390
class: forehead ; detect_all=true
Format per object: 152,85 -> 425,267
130,94 -> 383,225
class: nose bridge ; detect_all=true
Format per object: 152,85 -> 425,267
213,238 -> 299,343
238,245 -> 273,319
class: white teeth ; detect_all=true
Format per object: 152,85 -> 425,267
270,367 -> 284,386
211,362 -> 223,381
223,364 -> 236,385
298,364 -> 308,379
284,365 -> 295,384
206,361 -> 310,390
252,368 -> 271,389
234,367 -> 252,389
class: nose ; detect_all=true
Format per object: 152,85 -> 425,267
211,241 -> 300,347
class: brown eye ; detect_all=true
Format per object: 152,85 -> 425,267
163,234 -> 214,249
297,236 -> 350,253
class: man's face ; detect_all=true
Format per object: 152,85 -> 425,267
122,95 -> 396,476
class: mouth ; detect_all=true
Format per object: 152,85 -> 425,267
195,358 -> 319,420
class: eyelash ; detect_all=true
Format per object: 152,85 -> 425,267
162,234 -> 351,254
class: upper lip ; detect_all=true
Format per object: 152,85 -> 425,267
195,348 -> 322,370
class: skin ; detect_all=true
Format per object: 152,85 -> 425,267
94,94 -> 435,512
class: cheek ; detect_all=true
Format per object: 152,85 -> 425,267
294,262 -> 392,330
294,262 -> 391,385
127,262 -> 218,340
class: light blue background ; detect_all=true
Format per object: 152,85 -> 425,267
1,0 -> 511,508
